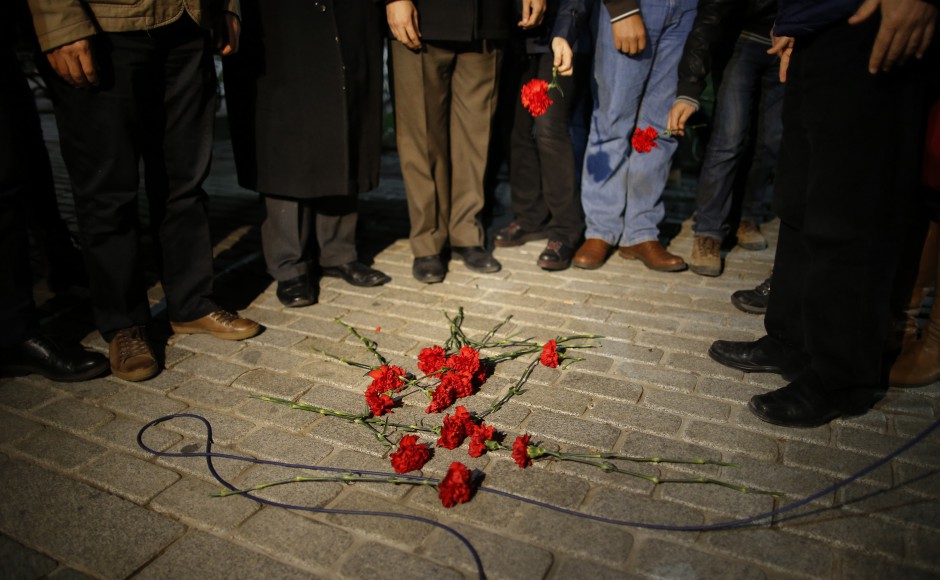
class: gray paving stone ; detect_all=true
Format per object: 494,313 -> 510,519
237,306 -> 302,328
894,459 -> 940,499
308,417 -> 391,457
0,460 -> 184,578
0,534 -> 57,579
594,339 -> 666,364
171,354 -> 252,385
127,368 -> 188,394
730,407 -> 833,445
554,371 -> 643,403
618,432 -> 724,477
481,457 -> 591,509
78,451 -> 179,503
100,387 -> 188,421
784,440 -> 893,488
840,552 -> 939,580
230,368 -> 312,399
587,486 -> 707,532
0,410 -> 42,445
135,530 -> 311,579
237,507 -> 353,569
243,327 -> 309,348
232,345 -> 308,371
319,448 -> 412,499
339,540 -> 461,580
836,426 -> 940,468
169,378 -> 247,410
92,415 -> 182,458
703,528 -> 833,577
234,398 -> 321,432
156,437 -> 253,484
589,398 -> 683,437
683,421 -> 779,461
508,504 -> 634,565
170,332 -> 248,356
677,320 -> 758,343
524,409 -> 621,450
549,556 -> 641,580
615,361 -> 699,393
151,475 -> 260,529
633,330 -> 713,356
696,377 -> 764,405
230,462 -> 345,510
509,383 -> 592,416
840,483 -> 940,531
162,344 -> 195,369
325,490 -> 441,545
894,414 -> 940,439
642,387 -> 731,422
632,538 -> 766,579
300,383 -> 370,415
666,352 -> 746,381
13,427 -> 106,470
608,311 -> 682,333
421,522 -> 553,580
659,475 -> 775,519
166,407 -> 254,445
0,378 -> 61,410
908,529 -> 940,570
295,357 -> 373,390
47,376 -> 124,401
778,504 -> 907,557
236,427 -> 331,465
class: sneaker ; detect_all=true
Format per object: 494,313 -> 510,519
537,240 -> 575,270
494,222 -> 547,247
736,219 -> 768,251
731,277 -> 771,314
110,326 -> 159,382
170,310 -> 261,341
689,235 -> 722,277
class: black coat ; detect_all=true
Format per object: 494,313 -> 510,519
415,0 -> 514,42
223,0 -> 384,199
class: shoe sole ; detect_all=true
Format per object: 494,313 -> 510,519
111,363 -> 160,382
414,274 -> 445,284
572,259 -> 605,269
451,255 -> 501,274
618,250 -> 688,272
493,232 -> 547,248
731,295 -> 767,315
170,324 -> 261,341
2,360 -> 110,383
690,264 -> 722,277
707,344 -> 802,381
738,241 -> 769,251
747,399 -> 842,428
321,269 -> 391,287
538,259 -> 571,271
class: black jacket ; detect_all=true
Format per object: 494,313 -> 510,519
675,0 -> 776,107
413,0 -> 514,41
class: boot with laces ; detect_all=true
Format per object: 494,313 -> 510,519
690,235 -> 722,277
736,219 -> 768,250
109,326 -> 159,382
170,309 -> 261,341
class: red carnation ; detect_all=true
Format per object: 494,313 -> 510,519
467,423 -> 495,458
367,364 -> 407,394
438,462 -> 475,508
540,339 -> 559,368
440,370 -> 474,399
390,434 -> 431,473
631,126 -> 660,154
426,382 -> 457,414
521,78 -> 554,117
437,405 -> 475,449
512,434 -> 533,468
365,390 -> 397,416
418,345 -> 448,376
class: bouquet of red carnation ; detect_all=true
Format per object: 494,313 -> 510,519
521,67 -> 564,117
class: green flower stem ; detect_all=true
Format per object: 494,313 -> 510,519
336,319 -> 388,367
557,451 -> 737,467
480,358 -> 539,418
480,314 -> 514,344
310,348 -> 373,371
212,473 -> 439,497
256,396 -> 440,435
354,417 -> 394,447
549,66 -> 565,97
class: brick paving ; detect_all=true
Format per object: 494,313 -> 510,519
1,104 -> 939,579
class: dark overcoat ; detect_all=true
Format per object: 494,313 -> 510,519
223,0 -> 384,199
414,0 -> 514,41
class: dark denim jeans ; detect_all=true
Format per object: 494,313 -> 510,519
693,35 -> 784,240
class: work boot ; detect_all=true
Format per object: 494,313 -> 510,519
736,219 -> 768,251
689,235 -> 721,277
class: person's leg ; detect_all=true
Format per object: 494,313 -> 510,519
261,195 -> 312,281
315,196 -> 358,268
507,54 -> 551,235
391,41 -> 454,259
739,50 -> 785,227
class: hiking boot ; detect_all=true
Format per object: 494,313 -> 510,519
690,235 -> 722,277
736,219 -> 768,251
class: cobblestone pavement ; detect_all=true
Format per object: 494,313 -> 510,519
2,108 -> 938,580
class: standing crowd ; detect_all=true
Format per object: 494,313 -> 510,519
1,0 -> 937,429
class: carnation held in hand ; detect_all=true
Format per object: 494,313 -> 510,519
520,67 -> 565,117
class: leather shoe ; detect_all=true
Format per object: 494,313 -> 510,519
748,375 -> 877,428
110,326 -> 159,382
494,222 -> 547,247
171,310 -> 261,341
708,335 -> 808,380
572,238 -> 613,269
731,277 -> 771,315
451,246 -> 501,273
1,334 -> 109,382
618,240 -> 687,272
537,240 -> 575,270
413,255 -> 446,283
322,262 -> 391,287
276,274 -> 316,308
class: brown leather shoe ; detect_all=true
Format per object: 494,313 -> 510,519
171,310 -> 261,341
110,326 -> 159,382
572,238 -> 613,269
618,240 -> 687,272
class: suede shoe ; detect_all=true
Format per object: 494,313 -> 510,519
322,261 -> 391,287
572,238 -> 613,269
736,219 -> 768,251
748,376 -> 876,428
276,274 -> 316,308
731,277 -> 771,314
1,334 -> 109,382
537,240 -> 575,270
451,246 -> 501,273
708,335 -> 808,380
413,255 -> 446,283
689,235 -> 722,277
109,326 -> 159,382
494,222 -> 547,247
171,310 -> 261,341
619,240 -> 687,272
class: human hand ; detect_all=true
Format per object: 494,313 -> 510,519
519,0 -> 547,29
387,1 -> 422,49
612,14 -> 646,56
768,34 -> 794,83
667,101 -> 697,135
46,38 -> 98,87
551,37 -> 574,75
216,13 -> 241,56
848,0 -> 937,74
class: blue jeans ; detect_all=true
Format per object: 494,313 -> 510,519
694,36 -> 784,239
580,0 -> 697,246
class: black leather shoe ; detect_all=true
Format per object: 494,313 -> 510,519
0,335 -> 109,382
537,240 -> 575,270
451,246 -> 501,273
748,376 -> 876,428
276,274 -> 316,308
494,222 -> 547,247
322,261 -> 391,287
731,277 -> 771,314
708,335 -> 808,380
413,255 -> 446,283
